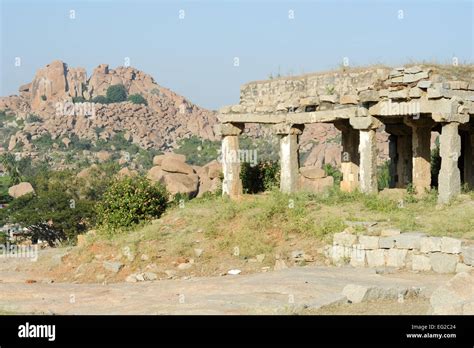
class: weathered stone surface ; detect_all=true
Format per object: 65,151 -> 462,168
153,153 -> 186,166
161,157 -> 195,175
438,122 -> 461,204
358,236 -> 379,250
299,166 -> 326,179
380,228 -> 401,237
412,255 -> 431,271
8,182 -> 35,198
430,272 -> 474,315
221,133 -> 243,198
366,249 -> 386,267
394,232 -> 426,249
147,166 -> 165,183
161,173 -> 199,198
298,176 -> 333,193
416,80 -> 432,89
350,246 -> 366,267
340,95 -> 359,105
358,90 -> 379,103
455,263 -> 472,273
379,237 -> 395,249
440,237 -> 462,254
330,245 -> 351,264
342,284 -> 369,303
320,94 -> 338,103
420,237 -> 442,253
333,232 -> 357,247
430,253 -> 458,274
102,261 -> 123,273
386,249 -> 408,268
461,246 -> 474,266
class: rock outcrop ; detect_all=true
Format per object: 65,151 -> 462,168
8,182 -> 35,198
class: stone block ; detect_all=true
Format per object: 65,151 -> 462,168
340,95 -> 359,105
420,237 -> 442,253
333,232 -> 357,247
461,246 -> 474,266
394,232 -> 426,249
441,237 -> 462,254
456,263 -> 472,273
386,249 -> 408,268
380,228 -> 401,237
366,249 -> 386,267
330,245 -> 351,264
350,246 -> 366,267
358,235 -> 380,250
416,80 -> 432,89
430,253 -> 458,273
379,237 -> 395,249
359,90 -> 379,103
342,284 -> 369,303
412,255 -> 431,271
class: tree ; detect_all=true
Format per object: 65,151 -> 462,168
96,176 -> 168,230
0,153 -> 21,185
106,84 -> 127,103
127,94 -> 148,106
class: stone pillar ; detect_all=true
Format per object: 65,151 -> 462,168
215,123 -> 244,198
335,120 -> 359,192
350,115 -> 381,194
438,122 -> 461,204
274,123 -> 304,193
396,135 -> 413,188
462,131 -> 474,188
388,135 -> 397,188
404,119 -> 433,194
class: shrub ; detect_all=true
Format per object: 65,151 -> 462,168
72,96 -> 86,103
106,84 -> 127,103
91,95 -> 109,104
128,94 -> 148,106
175,135 -> 220,166
241,161 -> 280,193
40,95 -> 47,101
431,138 -> 441,188
377,160 -> 390,190
96,176 -> 168,230
323,163 -> 342,186
26,114 -> 42,123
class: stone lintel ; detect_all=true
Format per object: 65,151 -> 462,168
432,113 -> 470,124
214,122 -> 245,137
403,117 -> 435,129
349,116 -> 382,130
273,123 -> 304,135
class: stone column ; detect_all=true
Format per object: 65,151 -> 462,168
462,131 -> 474,188
396,135 -> 413,188
334,120 -> 359,192
215,123 -> 244,198
405,118 -> 433,194
388,135 -> 397,188
350,115 -> 381,194
438,122 -> 461,204
274,123 -> 304,193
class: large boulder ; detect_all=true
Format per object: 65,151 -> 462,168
117,167 -> 138,178
161,157 -> 195,175
147,166 -> 165,182
161,173 -> 199,197
8,182 -> 35,198
153,153 -> 186,166
298,175 -> 333,193
203,160 -> 222,179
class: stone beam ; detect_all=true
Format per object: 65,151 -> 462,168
438,122 -> 461,204
215,123 -> 244,199
274,123 -> 304,193
218,107 -> 358,125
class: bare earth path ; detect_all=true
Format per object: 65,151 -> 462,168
0,249 -> 451,315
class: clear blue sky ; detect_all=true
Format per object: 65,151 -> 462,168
1,0 -> 473,110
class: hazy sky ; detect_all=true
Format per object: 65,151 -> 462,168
1,0 -> 473,110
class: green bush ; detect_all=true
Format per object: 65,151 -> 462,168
26,114 -> 42,123
241,161 -> 280,193
431,139 -> 441,188
128,94 -> 148,106
72,96 -> 86,103
91,95 -> 109,104
175,135 -> 220,166
40,95 -> 47,101
323,163 -> 342,186
106,84 -> 127,103
96,176 -> 168,231
377,160 -> 390,190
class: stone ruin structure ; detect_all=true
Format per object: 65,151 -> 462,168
215,65 -> 474,203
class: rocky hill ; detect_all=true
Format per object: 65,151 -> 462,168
0,60 -> 218,157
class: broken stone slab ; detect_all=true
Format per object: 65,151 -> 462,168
299,96 -> 320,106
333,232 -> 357,247
394,232 -> 427,249
340,95 -> 359,105
320,94 -> 338,103
455,263 -> 472,273
388,89 -> 409,100
448,81 -> 469,90
358,90 -> 380,103
342,284 -> 420,304
416,80 -> 432,89
409,87 -> 423,98
440,237 -> 462,254
403,71 -> 429,84
386,249 -> 408,268
420,237 -> 442,253
461,246 -> 474,266
366,249 -> 386,267
430,253 -> 459,274
358,236 -> 380,250
405,66 -> 423,74
412,254 -> 431,272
